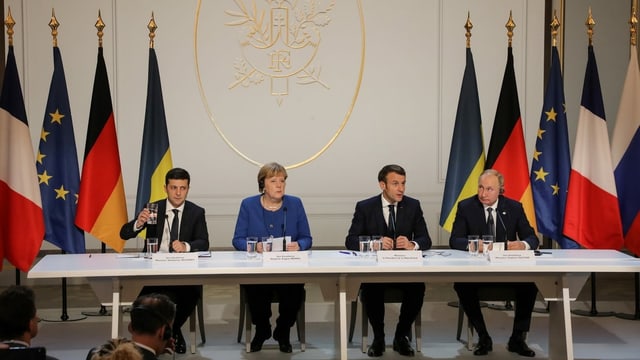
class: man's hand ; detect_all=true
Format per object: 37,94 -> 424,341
394,236 -> 414,250
507,240 -> 527,250
135,208 -> 150,228
171,240 -> 187,253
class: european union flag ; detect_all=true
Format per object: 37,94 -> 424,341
530,47 -> 577,248
36,47 -> 85,253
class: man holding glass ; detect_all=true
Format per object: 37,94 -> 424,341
449,169 -> 538,357
346,164 -> 431,357
120,168 -> 209,354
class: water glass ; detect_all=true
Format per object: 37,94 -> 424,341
261,236 -> 273,253
468,235 -> 480,256
146,202 -> 158,225
370,235 -> 383,253
358,235 -> 371,256
145,237 -> 158,259
246,237 -> 258,259
482,235 -> 494,259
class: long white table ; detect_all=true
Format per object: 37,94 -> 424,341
28,249 -> 640,359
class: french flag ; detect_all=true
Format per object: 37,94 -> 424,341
612,44 -> 640,256
563,45 -> 623,249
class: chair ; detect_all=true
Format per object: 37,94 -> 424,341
188,285 -> 206,354
348,287 -> 422,353
455,286 -> 517,350
236,285 -> 306,352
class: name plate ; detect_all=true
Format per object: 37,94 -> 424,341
489,250 -> 535,263
152,252 -> 199,264
262,251 -> 309,264
377,250 -> 422,263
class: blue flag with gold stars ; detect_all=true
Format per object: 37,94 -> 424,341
530,47 -> 577,248
36,47 -> 85,253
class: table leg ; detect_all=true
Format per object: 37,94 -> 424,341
335,275 -> 348,360
548,287 -> 574,360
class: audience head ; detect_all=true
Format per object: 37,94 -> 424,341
257,162 -> 288,194
378,164 -> 406,204
164,168 -> 191,208
128,293 -> 176,354
90,338 -> 142,360
0,285 -> 38,342
477,169 -> 504,206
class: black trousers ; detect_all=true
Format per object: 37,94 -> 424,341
454,282 -> 538,337
360,282 -> 425,340
138,285 -> 200,335
245,284 -> 304,340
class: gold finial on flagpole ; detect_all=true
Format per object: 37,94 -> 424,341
586,7 -> 595,46
630,5 -> 638,47
95,10 -> 105,48
148,12 -> 157,49
5,7 -> 15,46
505,10 -> 516,47
49,8 -> 59,47
550,10 -> 560,47
465,12 -> 473,48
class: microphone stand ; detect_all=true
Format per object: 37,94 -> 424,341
281,206 -> 287,251
571,272 -> 615,317
616,270 -> 640,320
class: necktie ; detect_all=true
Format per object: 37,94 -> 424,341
487,208 -> 495,237
170,209 -> 180,242
388,204 -> 397,239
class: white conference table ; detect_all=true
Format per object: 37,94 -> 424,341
28,249 -> 640,360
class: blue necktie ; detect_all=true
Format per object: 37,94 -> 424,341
388,204 -> 396,239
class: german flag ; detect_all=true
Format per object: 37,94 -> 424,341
486,47 -> 537,231
75,47 -> 127,252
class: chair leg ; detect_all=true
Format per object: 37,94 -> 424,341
297,292 -> 306,352
361,300 -> 368,353
348,300 -> 357,343
197,294 -> 206,344
456,305 -> 464,341
415,309 -> 421,352
237,286 -> 245,343
245,303 -> 252,353
189,309 -> 196,354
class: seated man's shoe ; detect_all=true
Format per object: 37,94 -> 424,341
250,327 -> 272,352
272,327 -> 292,353
392,336 -> 415,357
473,335 -> 492,356
508,337 -> 536,357
173,329 -> 187,354
367,338 -> 385,357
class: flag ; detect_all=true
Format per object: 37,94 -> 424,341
0,45 -> 45,271
529,47 -> 577,248
135,48 -> 172,219
564,45 -> 623,249
36,46 -> 85,254
75,47 -> 128,252
612,44 -> 640,256
486,47 -> 537,231
440,47 -> 485,232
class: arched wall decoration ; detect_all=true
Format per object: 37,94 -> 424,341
194,0 -> 366,169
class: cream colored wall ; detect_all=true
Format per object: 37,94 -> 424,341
6,0 -> 547,250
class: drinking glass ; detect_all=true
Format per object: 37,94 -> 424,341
145,237 -> 158,259
358,235 -> 371,257
468,235 -> 480,256
146,202 -> 158,225
261,236 -> 273,253
370,235 -> 383,253
482,235 -> 494,259
246,237 -> 258,259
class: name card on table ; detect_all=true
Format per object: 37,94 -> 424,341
377,250 -> 422,263
262,251 -> 309,264
489,250 -> 535,263
152,252 -> 199,264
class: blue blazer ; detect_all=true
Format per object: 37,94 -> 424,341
120,199 -> 209,252
345,194 -> 432,251
449,195 -> 538,251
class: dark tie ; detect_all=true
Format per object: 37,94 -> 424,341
487,208 -> 495,237
171,209 -> 180,242
388,204 -> 397,239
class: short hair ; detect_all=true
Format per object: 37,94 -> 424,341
165,168 -> 190,185
90,338 -> 142,360
257,162 -> 288,193
129,294 -> 175,336
0,285 -> 36,339
378,164 -> 406,183
480,169 -> 505,193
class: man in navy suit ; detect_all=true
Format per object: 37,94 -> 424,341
346,164 -> 431,357
120,168 -> 209,354
450,169 -> 538,357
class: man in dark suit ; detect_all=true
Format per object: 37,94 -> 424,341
346,164 -> 432,357
450,169 -> 538,357
120,168 -> 209,354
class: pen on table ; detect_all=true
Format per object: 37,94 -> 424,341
339,250 -> 357,256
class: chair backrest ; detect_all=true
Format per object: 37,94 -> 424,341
0,347 -> 47,360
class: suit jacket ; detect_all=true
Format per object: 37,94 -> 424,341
120,199 -> 209,252
136,346 -> 157,360
346,194 -> 431,251
449,195 -> 538,251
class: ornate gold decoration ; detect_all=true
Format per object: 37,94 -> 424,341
550,10 -> 560,47
630,5 -> 637,47
465,12 -> 472,49
5,7 -> 15,46
148,12 -> 158,49
585,7 -> 595,46
49,9 -> 59,47
193,0 -> 366,169
224,0 -> 335,106
96,10 -> 105,47
505,10 -> 515,47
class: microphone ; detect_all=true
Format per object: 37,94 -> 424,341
165,214 -> 173,252
497,210 -> 507,243
281,206 -> 288,251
